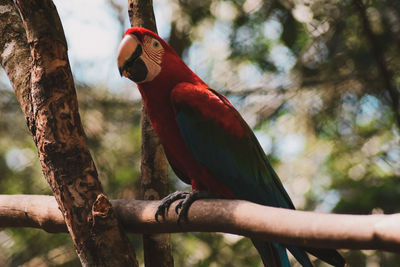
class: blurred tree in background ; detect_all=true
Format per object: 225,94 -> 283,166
0,0 -> 399,266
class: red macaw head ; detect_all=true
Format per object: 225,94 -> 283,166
117,27 -> 174,83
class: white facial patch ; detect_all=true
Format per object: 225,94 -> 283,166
140,35 -> 165,82
117,34 -> 165,83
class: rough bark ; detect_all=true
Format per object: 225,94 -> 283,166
127,1 -> 174,267
1,195 -> 399,253
0,0 -> 31,115
1,1 -> 138,266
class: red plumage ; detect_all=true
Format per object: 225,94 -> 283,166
118,27 -> 345,267
128,29 -> 236,197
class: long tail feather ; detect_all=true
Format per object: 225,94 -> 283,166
286,245 -> 313,267
252,239 -> 290,267
305,247 -> 345,267
252,241 -> 345,267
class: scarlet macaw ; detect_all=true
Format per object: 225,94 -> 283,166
117,27 -> 344,267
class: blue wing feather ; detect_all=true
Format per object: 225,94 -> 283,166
172,84 -> 320,267
173,88 -> 293,209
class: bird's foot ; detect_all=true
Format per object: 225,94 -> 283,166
155,191 -> 214,224
155,191 -> 190,222
175,191 -> 214,224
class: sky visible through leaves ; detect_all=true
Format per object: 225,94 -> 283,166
1,0 -> 400,266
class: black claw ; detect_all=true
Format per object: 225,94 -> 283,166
175,201 -> 183,214
155,191 -> 189,222
155,191 -> 215,224
177,191 -> 215,224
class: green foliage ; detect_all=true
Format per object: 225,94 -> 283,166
172,233 -> 260,267
1,0 -> 400,265
281,13 -> 309,55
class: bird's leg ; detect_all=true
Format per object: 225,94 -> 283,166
155,190 -> 215,223
175,190 -> 214,224
155,191 -> 190,222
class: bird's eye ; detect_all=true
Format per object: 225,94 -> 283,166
152,40 -> 160,48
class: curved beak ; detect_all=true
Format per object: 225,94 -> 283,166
117,34 -> 139,77
117,34 -> 148,82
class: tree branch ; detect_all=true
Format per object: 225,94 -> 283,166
1,1 -> 138,266
1,195 -> 399,253
127,1 -> 174,266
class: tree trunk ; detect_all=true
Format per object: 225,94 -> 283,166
127,0 -> 174,266
1,0 -> 138,265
